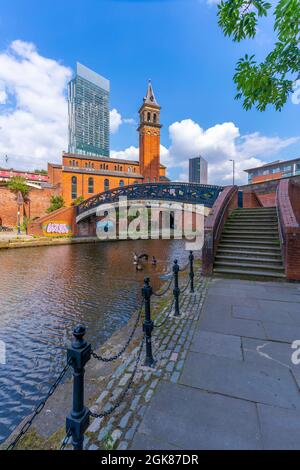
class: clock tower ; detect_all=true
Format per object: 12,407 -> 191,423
138,81 -> 162,183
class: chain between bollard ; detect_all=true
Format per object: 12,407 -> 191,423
154,297 -> 175,329
180,277 -> 191,294
91,299 -> 144,363
6,360 -> 71,450
90,335 -> 145,420
60,429 -> 72,450
152,275 -> 174,297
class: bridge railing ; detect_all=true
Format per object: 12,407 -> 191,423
6,253 -> 198,451
77,182 -> 224,218
202,185 -> 239,276
276,178 -> 300,280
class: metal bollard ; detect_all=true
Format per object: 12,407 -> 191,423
173,259 -> 180,316
66,325 -> 91,450
142,277 -> 155,367
189,251 -> 195,293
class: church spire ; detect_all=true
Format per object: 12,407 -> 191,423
143,80 -> 159,107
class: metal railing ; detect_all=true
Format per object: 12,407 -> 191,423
6,252 -> 197,451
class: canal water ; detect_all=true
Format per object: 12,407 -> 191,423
0,239 -> 190,443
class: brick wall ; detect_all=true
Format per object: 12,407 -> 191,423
241,175 -> 300,208
0,184 -> 60,227
28,205 -> 77,237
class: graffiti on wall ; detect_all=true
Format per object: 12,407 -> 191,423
42,221 -> 72,237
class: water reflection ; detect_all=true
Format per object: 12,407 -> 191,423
0,239 -> 189,442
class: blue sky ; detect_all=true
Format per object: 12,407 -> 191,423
0,0 -> 299,184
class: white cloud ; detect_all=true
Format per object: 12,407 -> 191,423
0,40 -> 71,169
110,108 -> 122,134
111,145 -> 139,161
110,109 -> 136,133
162,119 -> 298,185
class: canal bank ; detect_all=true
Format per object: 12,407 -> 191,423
0,235 -> 101,250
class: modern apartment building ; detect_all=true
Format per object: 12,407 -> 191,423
68,62 -> 110,157
244,157 -> 300,184
189,156 -> 208,184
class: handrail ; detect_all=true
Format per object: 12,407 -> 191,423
202,185 -> 238,275
214,186 -> 238,243
276,178 -> 300,280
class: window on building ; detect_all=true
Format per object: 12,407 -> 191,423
106,164 -> 108,170
147,112 -> 151,122
120,166 -> 122,171
153,113 -> 157,123
71,176 -> 77,199
119,180 -> 124,187
88,177 -> 94,194
104,179 -> 109,191
133,168 -> 136,173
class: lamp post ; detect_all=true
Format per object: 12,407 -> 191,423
16,191 -> 23,235
229,159 -> 235,186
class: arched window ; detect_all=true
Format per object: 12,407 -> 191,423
120,166 -> 123,171
71,176 -> 77,199
153,113 -> 157,123
88,177 -> 94,194
119,180 -> 124,187
106,164 -> 108,170
147,112 -> 151,122
104,179 -> 109,191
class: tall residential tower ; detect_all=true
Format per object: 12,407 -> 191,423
68,62 -> 110,157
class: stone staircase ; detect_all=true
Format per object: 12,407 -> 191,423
214,207 -> 285,279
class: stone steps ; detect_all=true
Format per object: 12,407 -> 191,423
213,207 -> 285,280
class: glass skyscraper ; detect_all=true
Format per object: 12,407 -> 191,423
189,156 -> 208,184
68,62 -> 110,157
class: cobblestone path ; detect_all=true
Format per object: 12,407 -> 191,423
83,272 -> 208,450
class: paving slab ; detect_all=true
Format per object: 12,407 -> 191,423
199,309 -> 267,340
263,321 -> 300,343
258,403 -> 300,450
259,299 -> 300,315
190,330 -> 243,361
135,382 -> 262,450
180,351 -> 300,410
232,304 -> 294,326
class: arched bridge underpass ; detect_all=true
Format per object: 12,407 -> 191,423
76,182 -> 224,223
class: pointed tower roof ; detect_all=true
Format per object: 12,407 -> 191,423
143,80 -> 160,107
